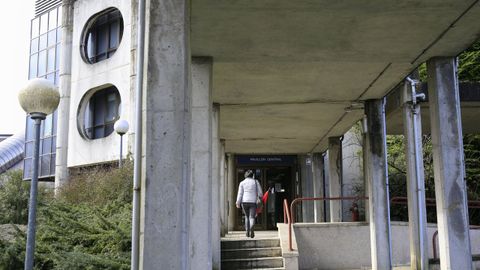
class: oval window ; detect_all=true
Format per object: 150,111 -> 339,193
81,8 -> 124,64
78,85 -> 121,139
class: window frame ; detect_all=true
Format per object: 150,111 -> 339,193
79,86 -> 121,140
80,8 -> 124,64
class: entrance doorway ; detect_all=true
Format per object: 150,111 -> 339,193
234,155 -> 297,230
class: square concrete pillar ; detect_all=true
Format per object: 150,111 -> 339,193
212,104 -> 221,269
189,57 -> 213,269
328,137 -> 343,222
364,99 -> 392,270
140,0 -> 191,268
427,57 -> 472,270
401,80 -> 428,270
227,154 -> 236,232
300,155 -> 314,222
220,140 -> 228,236
312,153 -> 325,222
55,0 -> 74,189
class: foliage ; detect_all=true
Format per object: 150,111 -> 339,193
458,41 -> 480,82
418,40 -> 480,82
58,160 -> 133,206
0,170 -> 30,224
0,162 -> 133,269
464,134 -> 480,222
0,201 -> 131,270
0,170 -> 53,225
387,135 -> 437,223
387,134 -> 480,225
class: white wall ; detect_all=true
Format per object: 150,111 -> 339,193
341,126 -> 363,221
293,222 -> 480,270
67,0 -> 134,167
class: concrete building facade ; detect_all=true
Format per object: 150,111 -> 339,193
21,0 -> 480,269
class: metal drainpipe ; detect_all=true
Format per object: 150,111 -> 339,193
406,77 -> 427,269
321,152 -> 327,222
382,97 -> 394,269
131,0 -> 146,268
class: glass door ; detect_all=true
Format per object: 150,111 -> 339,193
265,167 -> 293,229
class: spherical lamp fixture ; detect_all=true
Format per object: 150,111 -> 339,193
114,119 -> 130,135
18,78 -> 60,119
114,119 -> 129,168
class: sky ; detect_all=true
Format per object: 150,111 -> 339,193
0,1 -> 34,134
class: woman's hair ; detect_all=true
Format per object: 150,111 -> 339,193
244,170 -> 254,178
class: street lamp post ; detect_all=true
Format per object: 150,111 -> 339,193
18,78 -> 59,270
114,119 -> 129,168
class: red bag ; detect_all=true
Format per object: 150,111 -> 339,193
256,189 -> 270,215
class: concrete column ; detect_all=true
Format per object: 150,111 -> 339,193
189,57 -> 213,269
312,153 -> 325,222
328,137 -> 343,222
220,140 -> 228,236
212,104 -> 221,269
54,0 -> 74,189
364,99 -> 392,270
227,153 -> 236,232
362,117 -> 369,222
401,81 -> 428,270
427,57 -> 472,270
139,0 -> 191,269
300,155 -> 314,222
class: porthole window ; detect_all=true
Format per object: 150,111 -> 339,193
79,86 -> 121,140
81,8 -> 123,64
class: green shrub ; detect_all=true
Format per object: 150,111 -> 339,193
0,163 -> 133,269
58,160 -> 133,206
0,170 -> 30,224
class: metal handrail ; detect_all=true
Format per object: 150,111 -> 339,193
432,225 -> 480,259
283,199 -> 293,251
290,196 -> 369,224
390,196 -> 480,209
283,196 -> 369,251
389,196 -> 480,260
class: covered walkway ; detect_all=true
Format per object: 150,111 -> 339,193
135,0 -> 480,269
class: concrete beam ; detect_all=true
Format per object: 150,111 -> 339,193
312,153 -> 325,222
364,99 -> 392,270
140,0 -> 191,268
328,137 -> 342,222
189,57 -> 213,269
427,57 -> 473,270
386,82 -> 480,135
212,104 -> 221,269
401,81 -> 428,270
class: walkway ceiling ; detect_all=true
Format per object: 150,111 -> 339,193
191,0 -> 480,153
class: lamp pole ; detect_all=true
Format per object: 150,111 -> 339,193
119,133 -> 124,168
114,119 -> 129,168
25,113 -> 45,269
18,78 -> 59,270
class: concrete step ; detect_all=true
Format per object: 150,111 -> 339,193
221,238 -> 280,249
221,257 -> 284,269
222,247 -> 282,259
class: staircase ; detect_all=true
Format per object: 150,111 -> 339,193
221,231 -> 285,270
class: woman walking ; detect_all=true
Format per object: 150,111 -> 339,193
236,170 -> 263,238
